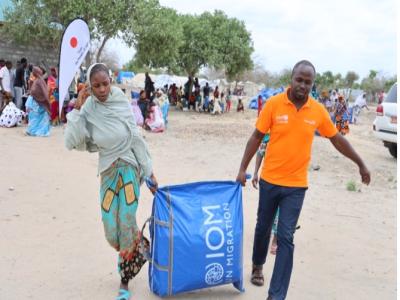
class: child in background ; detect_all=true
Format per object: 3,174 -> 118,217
225,89 -> 232,112
251,133 -> 279,256
220,92 -> 225,113
237,98 -> 244,112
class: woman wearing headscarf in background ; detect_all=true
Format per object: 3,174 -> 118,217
352,93 -> 369,124
130,98 -> 144,127
155,90 -> 169,126
47,67 -> 60,125
25,66 -> 51,136
144,72 -> 155,100
334,94 -> 350,135
144,100 -> 165,133
137,90 -> 149,121
65,63 -> 158,300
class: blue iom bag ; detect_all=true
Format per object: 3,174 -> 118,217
143,181 -> 244,297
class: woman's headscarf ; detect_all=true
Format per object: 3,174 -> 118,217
30,66 -> 50,112
86,63 -> 107,87
32,66 -> 43,78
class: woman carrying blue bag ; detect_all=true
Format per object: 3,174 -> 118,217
65,63 -> 158,300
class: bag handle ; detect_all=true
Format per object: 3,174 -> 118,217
140,217 -> 153,262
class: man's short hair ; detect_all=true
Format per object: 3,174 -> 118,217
20,58 -> 27,64
291,60 -> 316,77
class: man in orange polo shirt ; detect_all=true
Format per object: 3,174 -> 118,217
236,60 -> 370,300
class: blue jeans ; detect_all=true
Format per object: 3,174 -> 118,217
252,179 -> 306,300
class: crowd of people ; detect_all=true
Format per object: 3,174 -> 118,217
148,74 -> 246,115
0,57 -> 77,135
1,56 -> 375,142
315,88 -> 369,136
0,58 -> 164,135
0,58 -> 56,135
2,57 -> 373,300
0,59 -> 247,139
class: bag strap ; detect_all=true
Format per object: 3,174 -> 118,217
140,217 -> 153,262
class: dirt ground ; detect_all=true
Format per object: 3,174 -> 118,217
0,104 -> 396,299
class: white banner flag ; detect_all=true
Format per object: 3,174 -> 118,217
58,18 -> 90,117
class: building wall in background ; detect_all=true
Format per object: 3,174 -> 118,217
0,27 -> 59,68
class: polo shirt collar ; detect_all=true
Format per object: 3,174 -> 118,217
284,88 -> 311,109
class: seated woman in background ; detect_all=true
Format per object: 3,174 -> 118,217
131,97 -> 144,127
0,101 -> 25,128
137,90 -> 149,121
144,102 -> 165,133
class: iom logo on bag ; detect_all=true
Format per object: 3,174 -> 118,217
205,263 -> 224,285
202,203 -> 235,286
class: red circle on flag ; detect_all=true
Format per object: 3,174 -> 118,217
70,37 -> 78,48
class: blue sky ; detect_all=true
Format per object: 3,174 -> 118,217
111,0 -> 397,78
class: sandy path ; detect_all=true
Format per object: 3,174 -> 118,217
0,106 -> 396,299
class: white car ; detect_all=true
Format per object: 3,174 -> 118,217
373,83 -> 397,158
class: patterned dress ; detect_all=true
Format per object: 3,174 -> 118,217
335,102 -> 349,135
25,96 -> 50,136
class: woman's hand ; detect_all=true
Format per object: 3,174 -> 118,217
148,174 -> 159,195
74,86 -> 90,110
235,170 -> 247,186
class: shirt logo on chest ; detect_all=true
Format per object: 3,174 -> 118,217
276,114 -> 289,124
304,119 -> 316,125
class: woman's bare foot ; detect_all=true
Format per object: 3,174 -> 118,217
117,282 -> 130,300
120,282 -> 129,291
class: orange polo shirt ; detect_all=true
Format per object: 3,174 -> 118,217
256,90 -> 338,187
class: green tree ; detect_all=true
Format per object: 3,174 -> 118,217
176,14 -> 209,76
314,72 -> 324,89
126,2 -> 183,73
334,73 -> 343,88
384,75 -> 397,91
344,71 -> 359,89
1,0 -> 140,63
322,71 -> 335,88
360,72 -> 397,102
203,10 -> 254,81
360,70 -> 383,102
129,9 -> 254,78
127,8 -> 209,76
368,69 -> 378,80
278,69 -> 291,87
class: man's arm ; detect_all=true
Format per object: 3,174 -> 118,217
251,152 -> 263,189
329,133 -> 371,185
236,129 -> 264,186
